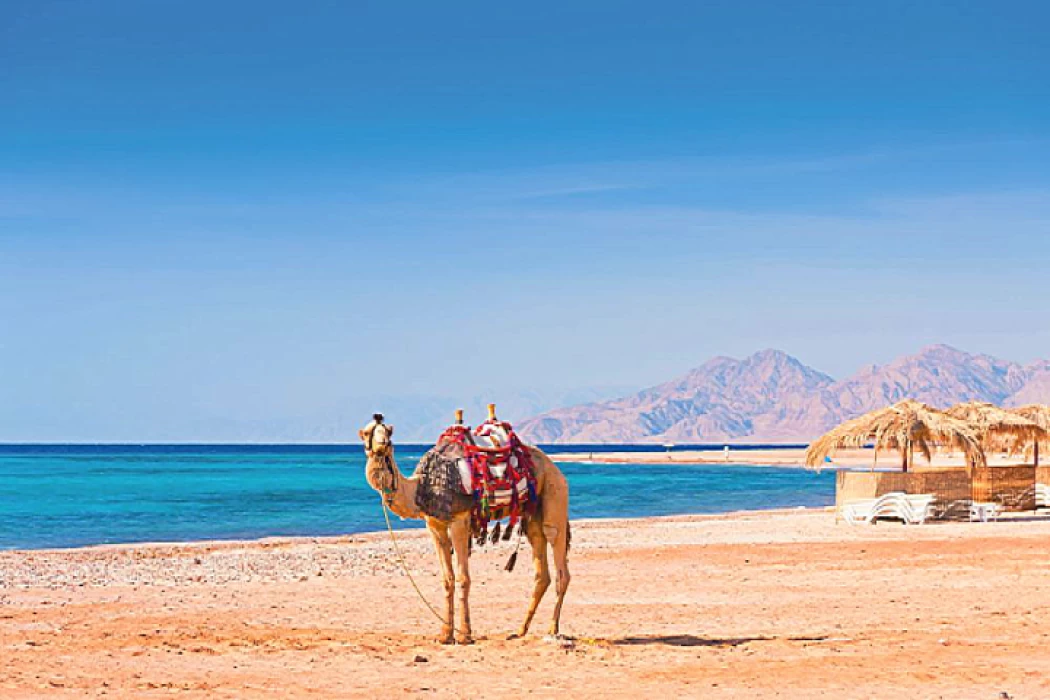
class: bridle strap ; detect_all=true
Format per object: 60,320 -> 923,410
380,451 -> 399,500
368,424 -> 398,506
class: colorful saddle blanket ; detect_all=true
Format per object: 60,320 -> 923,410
433,419 -> 538,541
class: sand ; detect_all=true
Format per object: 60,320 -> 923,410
3,509 -> 1050,698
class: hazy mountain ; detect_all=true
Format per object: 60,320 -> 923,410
517,345 -> 1050,444
1006,359 -> 1050,407
821,344 -> 1028,415
171,386 -> 633,444
517,349 -> 835,443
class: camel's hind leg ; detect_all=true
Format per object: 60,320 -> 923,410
511,517 -> 550,638
545,518 -> 571,637
538,455 -> 572,637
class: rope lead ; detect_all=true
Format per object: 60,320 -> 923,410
380,499 -> 449,626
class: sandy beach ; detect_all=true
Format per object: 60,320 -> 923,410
3,509 -> 1050,698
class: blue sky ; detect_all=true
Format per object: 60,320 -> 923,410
1,1 -> 1048,440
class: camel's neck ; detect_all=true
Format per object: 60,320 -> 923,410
365,452 -> 422,520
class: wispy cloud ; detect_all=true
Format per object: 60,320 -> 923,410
508,183 -> 638,200
366,138 -> 1050,207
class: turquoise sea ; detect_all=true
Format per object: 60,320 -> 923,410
0,445 -> 835,550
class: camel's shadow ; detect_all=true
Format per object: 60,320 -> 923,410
612,634 -> 770,648
611,633 -> 832,647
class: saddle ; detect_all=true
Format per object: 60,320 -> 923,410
414,410 -> 538,543
453,422 -> 527,490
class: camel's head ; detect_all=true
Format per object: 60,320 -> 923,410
359,414 -> 396,495
359,414 -> 394,458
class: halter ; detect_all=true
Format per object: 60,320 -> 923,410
366,424 -> 399,506
377,451 -> 399,506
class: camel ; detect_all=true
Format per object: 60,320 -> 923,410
359,413 -> 571,645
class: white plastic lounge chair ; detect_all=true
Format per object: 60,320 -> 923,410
1036,484 -> 1050,510
839,492 -> 935,525
969,502 -> 1002,522
840,498 -> 877,524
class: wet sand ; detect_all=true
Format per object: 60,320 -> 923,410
3,509 -> 1050,698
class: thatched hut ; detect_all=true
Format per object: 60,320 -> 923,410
945,401 -> 1045,457
806,399 -> 985,473
944,402 -> 1046,509
1006,404 -> 1050,467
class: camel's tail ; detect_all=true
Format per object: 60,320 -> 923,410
504,520 -> 527,572
504,520 -> 569,572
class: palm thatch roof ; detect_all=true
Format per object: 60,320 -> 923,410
1009,404 -> 1050,431
805,399 -> 986,472
945,401 -> 1046,449
1006,404 -> 1050,465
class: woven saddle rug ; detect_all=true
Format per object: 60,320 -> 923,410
414,420 -> 539,544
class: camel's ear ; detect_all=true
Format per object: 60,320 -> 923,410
357,428 -> 367,440
387,425 -> 394,437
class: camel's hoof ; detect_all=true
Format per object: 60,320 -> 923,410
506,631 -> 525,641
455,635 -> 475,645
437,632 -> 455,645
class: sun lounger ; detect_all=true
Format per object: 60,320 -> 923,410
1036,484 -> 1050,510
968,502 -> 1002,522
839,492 -> 935,525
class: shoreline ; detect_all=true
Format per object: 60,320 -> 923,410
550,451 -> 814,467
0,506 -> 833,557
550,446 -> 1027,470
550,447 -> 819,467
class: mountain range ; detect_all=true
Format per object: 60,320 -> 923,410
516,345 -> 1050,444
157,387 -> 633,444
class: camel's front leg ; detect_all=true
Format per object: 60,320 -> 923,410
426,520 -> 455,644
449,516 -> 474,644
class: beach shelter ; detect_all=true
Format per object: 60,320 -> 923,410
1006,404 -> 1050,466
805,399 -> 985,473
945,401 -> 1047,461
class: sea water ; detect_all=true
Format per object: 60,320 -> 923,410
0,445 -> 834,550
